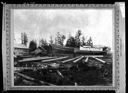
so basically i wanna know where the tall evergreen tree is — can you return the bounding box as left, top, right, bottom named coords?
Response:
left=75, top=29, right=82, bottom=48
left=65, top=36, right=76, bottom=47
left=55, top=32, right=66, bottom=46
left=81, top=36, right=86, bottom=46
left=49, top=36, right=54, bottom=44
left=21, top=32, right=28, bottom=46
left=39, top=38, right=48, bottom=47
left=29, top=40, right=37, bottom=52
left=87, top=37, right=93, bottom=47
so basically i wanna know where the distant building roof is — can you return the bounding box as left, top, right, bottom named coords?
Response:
left=82, top=46, right=91, bottom=48
left=14, top=44, right=28, bottom=49
left=93, top=45, right=106, bottom=48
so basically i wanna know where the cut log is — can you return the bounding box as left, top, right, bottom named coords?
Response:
left=19, top=57, right=55, bottom=63
left=84, top=55, right=103, bottom=57
left=73, top=56, right=84, bottom=63
left=56, top=70, right=64, bottom=78
left=15, top=72, right=56, bottom=86
left=92, top=57, right=106, bottom=63
left=41, top=56, right=69, bottom=63
left=14, top=67, right=42, bottom=71
left=17, top=55, right=33, bottom=58
left=85, top=57, right=89, bottom=62
left=61, top=56, right=80, bottom=63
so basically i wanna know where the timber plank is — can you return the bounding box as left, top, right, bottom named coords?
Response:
left=92, top=57, right=106, bottom=63
left=84, top=55, right=103, bottom=57
left=85, top=57, right=89, bottom=62
left=61, top=56, right=80, bottom=63
left=73, top=56, right=84, bottom=63
left=41, top=56, right=69, bottom=63
left=18, top=57, right=54, bottom=63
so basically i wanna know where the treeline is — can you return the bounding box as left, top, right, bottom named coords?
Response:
left=20, top=29, right=93, bottom=53
left=29, top=29, right=93, bottom=51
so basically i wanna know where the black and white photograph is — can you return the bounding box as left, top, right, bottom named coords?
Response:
left=13, top=8, right=113, bottom=86
left=2, top=3, right=125, bottom=92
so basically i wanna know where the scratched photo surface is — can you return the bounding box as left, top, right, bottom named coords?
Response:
left=13, top=9, right=113, bottom=86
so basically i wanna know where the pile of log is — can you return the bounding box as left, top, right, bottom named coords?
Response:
left=14, top=55, right=112, bottom=86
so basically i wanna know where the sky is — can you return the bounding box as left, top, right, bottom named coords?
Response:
left=13, top=9, right=113, bottom=50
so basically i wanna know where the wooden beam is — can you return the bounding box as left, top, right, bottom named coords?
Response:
left=84, top=55, right=103, bottom=57
left=73, top=56, right=84, bottom=63
left=15, top=72, right=34, bottom=80
left=15, top=72, right=56, bottom=86
left=14, top=67, right=41, bottom=71
left=17, top=55, right=33, bottom=58
left=41, top=56, right=69, bottom=63
left=56, top=70, right=64, bottom=78
left=85, top=57, right=89, bottom=63
left=61, top=56, right=80, bottom=63
left=18, top=57, right=54, bottom=63
left=92, top=57, right=106, bottom=63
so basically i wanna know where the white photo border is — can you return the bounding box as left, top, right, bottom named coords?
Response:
left=2, top=3, right=121, bottom=92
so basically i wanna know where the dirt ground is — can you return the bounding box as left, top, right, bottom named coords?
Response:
left=14, top=55, right=112, bottom=86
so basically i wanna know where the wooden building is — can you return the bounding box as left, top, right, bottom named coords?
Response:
left=14, top=44, right=29, bottom=56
